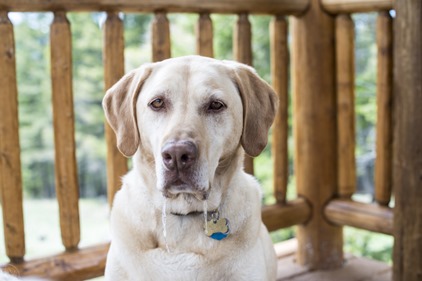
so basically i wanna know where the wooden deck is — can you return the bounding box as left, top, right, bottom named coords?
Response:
left=275, top=240, right=391, bottom=281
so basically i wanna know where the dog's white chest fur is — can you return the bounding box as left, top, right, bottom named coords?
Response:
left=106, top=170, right=275, bottom=281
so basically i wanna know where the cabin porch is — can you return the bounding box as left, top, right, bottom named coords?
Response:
left=0, top=0, right=421, bottom=280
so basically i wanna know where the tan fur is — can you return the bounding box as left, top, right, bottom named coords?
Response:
left=103, top=56, right=278, bottom=281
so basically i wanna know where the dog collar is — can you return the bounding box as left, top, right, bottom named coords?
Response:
left=170, top=210, right=211, bottom=216
left=171, top=209, right=230, bottom=241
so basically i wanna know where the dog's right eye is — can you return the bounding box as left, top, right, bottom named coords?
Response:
left=149, top=98, right=165, bottom=110
left=207, top=100, right=226, bottom=112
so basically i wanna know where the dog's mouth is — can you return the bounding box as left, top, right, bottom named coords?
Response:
left=162, top=178, right=209, bottom=201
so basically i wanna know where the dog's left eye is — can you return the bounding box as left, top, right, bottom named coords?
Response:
left=149, top=98, right=165, bottom=110
left=208, top=101, right=225, bottom=112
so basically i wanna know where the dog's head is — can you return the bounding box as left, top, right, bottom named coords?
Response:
left=103, top=56, right=278, bottom=205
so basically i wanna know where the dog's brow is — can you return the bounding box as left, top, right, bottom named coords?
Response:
left=151, top=89, right=171, bottom=98
left=206, top=90, right=224, bottom=99
left=201, top=92, right=225, bottom=105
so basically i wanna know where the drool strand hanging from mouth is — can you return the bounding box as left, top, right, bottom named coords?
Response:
left=162, top=198, right=170, bottom=253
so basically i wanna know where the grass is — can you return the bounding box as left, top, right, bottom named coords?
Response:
left=0, top=198, right=110, bottom=264
left=344, top=227, right=393, bottom=264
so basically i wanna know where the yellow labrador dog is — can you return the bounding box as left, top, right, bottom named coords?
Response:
left=103, top=56, right=278, bottom=281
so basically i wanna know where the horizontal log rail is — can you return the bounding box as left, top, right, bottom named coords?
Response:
left=322, top=0, right=394, bottom=14
left=262, top=198, right=312, bottom=232
left=0, top=200, right=310, bottom=279
left=1, top=244, right=109, bottom=281
left=0, top=0, right=309, bottom=15
left=325, top=199, right=393, bottom=235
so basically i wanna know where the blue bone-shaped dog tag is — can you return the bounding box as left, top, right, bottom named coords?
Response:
left=205, top=216, right=230, bottom=241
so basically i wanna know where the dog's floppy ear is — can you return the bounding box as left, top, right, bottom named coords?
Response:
left=229, top=63, right=279, bottom=157
left=103, top=64, right=152, bottom=157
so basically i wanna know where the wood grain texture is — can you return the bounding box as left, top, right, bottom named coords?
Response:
left=152, top=12, right=171, bottom=62
left=325, top=199, right=393, bottom=235
left=270, top=16, right=289, bottom=204
left=196, top=13, right=213, bottom=57
left=393, top=0, right=422, bottom=279
left=233, top=13, right=254, bottom=176
left=277, top=249, right=391, bottom=281
left=233, top=14, right=252, bottom=66
left=103, top=12, right=128, bottom=206
left=50, top=12, right=80, bottom=250
left=322, top=0, right=393, bottom=14
left=336, top=14, right=356, bottom=198
left=0, top=0, right=309, bottom=15
left=1, top=243, right=109, bottom=280
left=262, top=199, right=311, bottom=232
left=0, top=11, right=25, bottom=263
left=374, top=11, right=393, bottom=206
left=292, top=0, right=343, bottom=269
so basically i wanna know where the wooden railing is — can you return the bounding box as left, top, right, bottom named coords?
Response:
left=1, top=0, right=420, bottom=280
left=0, top=1, right=310, bottom=278
left=326, top=8, right=394, bottom=236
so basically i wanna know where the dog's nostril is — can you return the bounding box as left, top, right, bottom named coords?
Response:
left=181, top=154, right=189, bottom=163
left=162, top=157, right=175, bottom=171
left=163, top=153, right=172, bottom=161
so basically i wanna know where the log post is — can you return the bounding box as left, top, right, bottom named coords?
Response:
left=50, top=11, right=80, bottom=250
left=152, top=11, right=171, bottom=62
left=270, top=16, right=289, bottom=204
left=336, top=14, right=356, bottom=198
left=292, top=0, right=343, bottom=269
left=374, top=11, right=393, bottom=206
left=233, top=13, right=254, bottom=175
left=393, top=0, right=422, bottom=279
left=103, top=12, right=128, bottom=206
left=0, top=11, right=25, bottom=263
left=196, top=13, right=213, bottom=57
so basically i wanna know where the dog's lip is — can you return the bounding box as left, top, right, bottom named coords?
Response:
left=162, top=181, right=209, bottom=201
left=165, top=175, right=198, bottom=190
left=163, top=189, right=209, bottom=201
left=172, top=179, right=185, bottom=186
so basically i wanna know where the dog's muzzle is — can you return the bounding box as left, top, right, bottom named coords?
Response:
left=160, top=139, right=208, bottom=199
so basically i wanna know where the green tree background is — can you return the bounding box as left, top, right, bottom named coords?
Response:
left=5, top=12, right=391, bottom=262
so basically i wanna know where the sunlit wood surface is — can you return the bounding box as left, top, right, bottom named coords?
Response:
left=275, top=240, right=391, bottom=281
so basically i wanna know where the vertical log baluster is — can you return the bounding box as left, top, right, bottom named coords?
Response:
left=374, top=11, right=393, bottom=206
left=270, top=16, right=289, bottom=204
left=152, top=11, right=171, bottom=62
left=292, top=0, right=343, bottom=269
left=50, top=11, right=80, bottom=251
left=336, top=14, right=356, bottom=198
left=103, top=12, right=128, bottom=206
left=0, top=11, right=25, bottom=263
left=234, top=13, right=254, bottom=175
left=196, top=13, right=213, bottom=57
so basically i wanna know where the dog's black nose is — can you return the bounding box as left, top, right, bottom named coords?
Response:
left=161, top=141, right=197, bottom=171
